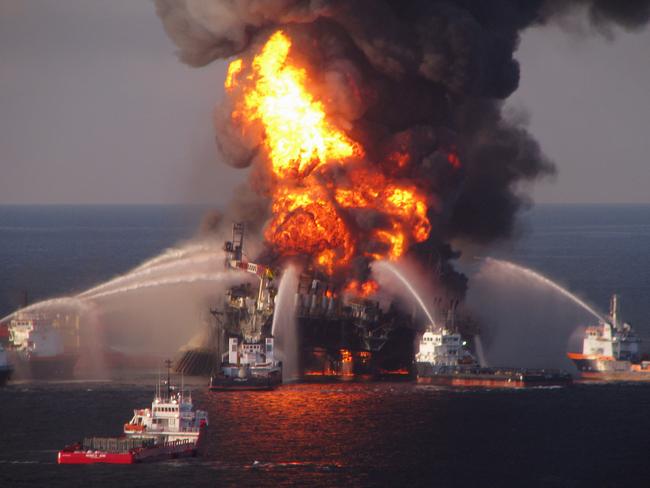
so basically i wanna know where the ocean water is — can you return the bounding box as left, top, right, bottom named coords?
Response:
left=1, top=204, right=648, bottom=324
left=0, top=205, right=205, bottom=317
left=490, top=204, right=650, bottom=334
left=1, top=204, right=649, bottom=487
left=2, top=380, right=650, bottom=488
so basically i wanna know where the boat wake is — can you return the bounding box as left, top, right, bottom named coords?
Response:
left=249, top=460, right=343, bottom=472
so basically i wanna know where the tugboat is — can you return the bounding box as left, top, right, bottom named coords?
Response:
left=208, top=223, right=283, bottom=391
left=210, top=336, right=282, bottom=391
left=0, top=344, right=13, bottom=386
left=58, top=363, right=208, bottom=464
left=567, top=294, right=650, bottom=381
left=416, top=326, right=572, bottom=388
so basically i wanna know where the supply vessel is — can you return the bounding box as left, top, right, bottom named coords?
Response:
left=416, top=326, right=572, bottom=388
left=7, top=312, right=79, bottom=379
left=58, top=363, right=208, bottom=464
left=567, top=294, right=650, bottom=381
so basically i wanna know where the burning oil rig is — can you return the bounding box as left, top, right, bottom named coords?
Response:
left=172, top=27, right=481, bottom=382
left=175, top=223, right=475, bottom=383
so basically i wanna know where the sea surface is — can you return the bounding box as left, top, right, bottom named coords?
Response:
left=0, top=204, right=649, bottom=487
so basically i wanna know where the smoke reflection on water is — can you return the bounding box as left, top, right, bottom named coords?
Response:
left=465, top=258, right=604, bottom=370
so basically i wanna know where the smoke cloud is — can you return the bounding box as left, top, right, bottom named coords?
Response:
left=155, top=0, right=649, bottom=293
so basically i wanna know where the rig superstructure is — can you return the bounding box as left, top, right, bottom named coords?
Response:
left=177, top=223, right=464, bottom=382
left=205, top=222, right=282, bottom=390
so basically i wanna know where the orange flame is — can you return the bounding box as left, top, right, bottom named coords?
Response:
left=224, top=30, right=432, bottom=277
left=225, top=58, right=243, bottom=89
left=447, top=146, right=462, bottom=169
left=345, top=279, right=379, bottom=298
left=263, top=185, right=354, bottom=274
left=227, top=31, right=361, bottom=178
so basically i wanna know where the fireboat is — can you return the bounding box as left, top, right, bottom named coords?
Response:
left=567, top=294, right=650, bottom=381
left=416, top=326, right=573, bottom=388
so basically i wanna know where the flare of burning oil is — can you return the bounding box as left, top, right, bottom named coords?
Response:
left=225, top=31, right=432, bottom=277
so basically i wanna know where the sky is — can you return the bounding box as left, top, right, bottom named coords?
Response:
left=0, top=0, right=648, bottom=205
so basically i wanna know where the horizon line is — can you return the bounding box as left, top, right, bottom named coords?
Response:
left=0, top=201, right=649, bottom=207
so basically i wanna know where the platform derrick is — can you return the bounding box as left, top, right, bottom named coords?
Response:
left=207, top=223, right=283, bottom=390
left=223, top=222, right=276, bottom=343
left=174, top=223, right=278, bottom=378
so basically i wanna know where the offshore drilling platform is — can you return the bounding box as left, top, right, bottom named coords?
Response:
left=172, top=28, right=485, bottom=383
left=175, top=223, right=474, bottom=384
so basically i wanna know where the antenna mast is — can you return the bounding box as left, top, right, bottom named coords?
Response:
left=164, top=359, right=172, bottom=398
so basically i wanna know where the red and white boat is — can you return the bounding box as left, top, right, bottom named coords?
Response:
left=58, top=373, right=208, bottom=464
left=567, top=294, right=650, bottom=381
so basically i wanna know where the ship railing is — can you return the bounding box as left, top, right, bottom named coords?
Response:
left=83, top=437, right=155, bottom=453
left=159, top=438, right=195, bottom=449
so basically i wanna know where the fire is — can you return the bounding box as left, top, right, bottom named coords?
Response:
left=340, top=349, right=353, bottom=363
left=264, top=185, right=354, bottom=274
left=387, top=151, right=410, bottom=169
left=345, top=280, right=379, bottom=298
left=334, top=170, right=431, bottom=258
left=379, top=369, right=410, bottom=376
left=224, top=58, right=242, bottom=89
left=227, top=31, right=361, bottom=178
left=224, top=30, right=432, bottom=278
left=374, top=225, right=405, bottom=261
left=447, top=146, right=462, bottom=169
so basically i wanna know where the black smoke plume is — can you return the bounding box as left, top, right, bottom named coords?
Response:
left=155, top=0, right=649, bottom=295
